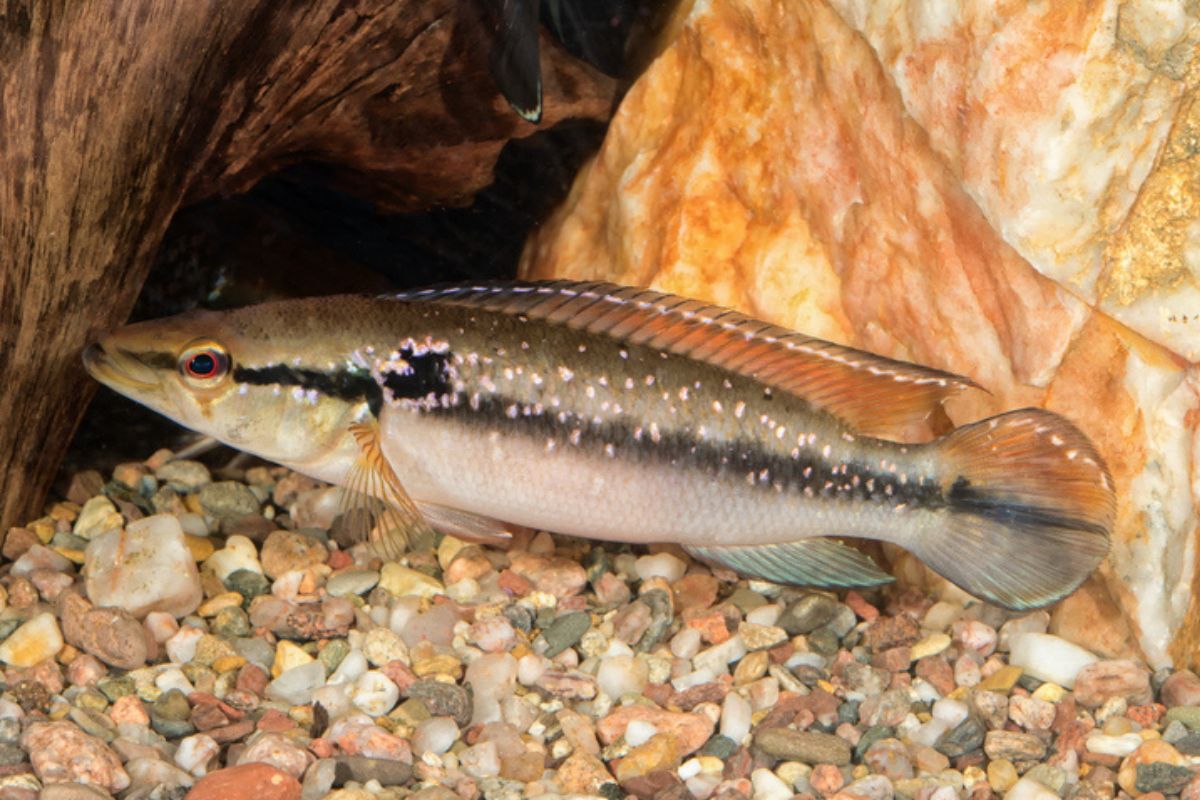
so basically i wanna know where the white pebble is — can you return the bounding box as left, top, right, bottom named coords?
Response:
left=1008, top=633, right=1097, bottom=688
left=266, top=660, right=325, bottom=705
left=603, top=639, right=634, bottom=658
left=155, top=667, right=195, bottom=696
left=634, top=553, right=687, bottom=582
left=349, top=671, right=400, bottom=717
left=908, top=718, right=948, bottom=747
left=672, top=666, right=718, bottom=691
left=670, top=628, right=702, bottom=659
left=625, top=720, right=658, bottom=747
left=174, top=734, right=219, bottom=776
left=679, top=758, right=703, bottom=780
left=752, top=768, right=795, bottom=800
left=693, top=635, right=746, bottom=675
left=143, top=612, right=179, bottom=644
left=720, top=691, right=752, bottom=743
left=86, top=514, right=203, bottom=618
left=460, top=740, right=500, bottom=779
left=597, top=655, right=648, bottom=699
left=204, top=535, right=263, bottom=581
left=1005, top=777, right=1061, bottom=800
left=932, top=697, right=969, bottom=727
left=165, top=626, right=205, bottom=664
left=517, top=654, right=548, bottom=686
left=413, top=717, right=459, bottom=754
left=311, top=684, right=352, bottom=721
left=1085, top=731, right=1143, bottom=757
left=746, top=604, right=782, bottom=626
left=328, top=650, right=368, bottom=686
left=387, top=596, right=422, bottom=635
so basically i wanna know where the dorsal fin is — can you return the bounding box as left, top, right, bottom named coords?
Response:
left=394, top=280, right=981, bottom=438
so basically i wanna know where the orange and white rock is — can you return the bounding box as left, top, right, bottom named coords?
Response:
left=522, top=0, right=1200, bottom=666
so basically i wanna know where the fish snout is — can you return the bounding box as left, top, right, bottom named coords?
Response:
left=82, top=339, right=162, bottom=391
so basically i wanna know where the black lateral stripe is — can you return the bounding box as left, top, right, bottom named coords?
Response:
left=948, top=478, right=1108, bottom=536
left=233, top=364, right=382, bottom=416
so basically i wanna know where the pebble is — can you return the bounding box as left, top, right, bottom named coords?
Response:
left=348, top=670, right=400, bottom=716
left=325, top=569, right=379, bottom=597
left=542, top=611, right=591, bottom=657
left=1008, top=633, right=1097, bottom=688
left=597, top=654, right=649, bottom=699
left=413, top=717, right=459, bottom=754
left=634, top=552, right=688, bottom=582
left=260, top=530, right=328, bottom=579
left=378, top=563, right=444, bottom=598
left=754, top=728, right=851, bottom=765
left=183, top=762, right=301, bottom=800
left=1005, top=776, right=1059, bottom=800
left=206, top=535, right=264, bottom=581
left=266, top=661, right=326, bottom=706
left=752, top=767, right=796, bottom=800
left=84, top=513, right=204, bottom=618
left=1162, top=670, right=1200, bottom=708
left=22, top=721, right=129, bottom=793
left=1073, top=659, right=1153, bottom=708
left=720, top=691, right=752, bottom=744
left=0, top=611, right=63, bottom=666
left=198, top=481, right=261, bottom=521
left=155, top=460, right=212, bottom=492
left=984, top=731, right=1047, bottom=761
left=73, top=496, right=123, bottom=541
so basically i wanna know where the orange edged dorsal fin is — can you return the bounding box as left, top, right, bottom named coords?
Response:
left=396, top=280, right=982, bottom=438
left=340, top=421, right=436, bottom=561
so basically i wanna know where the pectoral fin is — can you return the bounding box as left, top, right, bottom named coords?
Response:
left=415, top=502, right=515, bottom=545
left=341, top=422, right=436, bottom=561
left=685, top=539, right=894, bottom=588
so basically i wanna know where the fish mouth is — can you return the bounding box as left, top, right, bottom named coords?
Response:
left=82, top=341, right=162, bottom=392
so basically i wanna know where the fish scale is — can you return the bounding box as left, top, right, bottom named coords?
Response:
left=83, top=279, right=1115, bottom=610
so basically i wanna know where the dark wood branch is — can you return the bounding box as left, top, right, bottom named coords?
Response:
left=0, top=0, right=615, bottom=531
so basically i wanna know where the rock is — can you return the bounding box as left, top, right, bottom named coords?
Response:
left=508, top=552, right=587, bottom=596
left=260, top=530, right=328, bottom=579
left=408, top=681, right=471, bottom=727
left=753, top=728, right=851, bottom=765
left=378, top=563, right=443, bottom=598
left=1008, top=634, right=1097, bottom=688
left=936, top=715, right=986, bottom=758
left=325, top=569, right=379, bottom=598
left=752, top=768, right=796, bottom=800
left=266, top=661, right=326, bottom=706
left=634, top=553, right=688, bottom=583
left=1118, top=740, right=1187, bottom=796
left=596, top=654, right=649, bottom=700
left=348, top=671, right=400, bottom=717
left=198, top=481, right=260, bottom=521
left=183, top=762, right=301, bottom=800
left=331, top=756, right=412, bottom=786
left=237, top=732, right=313, bottom=780
left=984, top=731, right=1047, bottom=762
left=468, top=616, right=517, bottom=653
left=39, top=785, right=119, bottom=800
left=72, top=496, right=123, bottom=541
left=57, top=593, right=148, bottom=670
left=175, top=734, right=220, bottom=777
left=1163, top=671, right=1200, bottom=708
left=598, top=706, right=714, bottom=756
left=557, top=751, right=613, bottom=795
left=672, top=575, right=719, bottom=610
left=84, top=514, right=203, bottom=618
left=1136, top=763, right=1195, bottom=795
left=206, top=536, right=264, bottom=582
left=155, top=460, right=212, bottom=492
left=1005, top=777, right=1059, bottom=800
left=615, top=734, right=680, bottom=784
left=1073, top=660, right=1152, bottom=708
left=863, top=616, right=920, bottom=651
left=779, top=595, right=839, bottom=635
left=0, top=612, right=62, bottom=667
left=542, top=611, right=591, bottom=657
left=21, top=721, right=129, bottom=793
left=738, top=622, right=788, bottom=651
left=412, top=717, right=459, bottom=755
left=11, top=544, right=72, bottom=577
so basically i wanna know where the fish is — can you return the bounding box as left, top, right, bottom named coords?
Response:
left=82, top=279, right=1115, bottom=610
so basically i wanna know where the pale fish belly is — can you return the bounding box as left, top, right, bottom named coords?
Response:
left=377, top=408, right=933, bottom=548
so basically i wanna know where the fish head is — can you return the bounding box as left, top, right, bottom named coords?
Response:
left=83, top=301, right=377, bottom=469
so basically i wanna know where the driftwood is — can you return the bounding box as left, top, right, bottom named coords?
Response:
left=0, top=1, right=614, bottom=531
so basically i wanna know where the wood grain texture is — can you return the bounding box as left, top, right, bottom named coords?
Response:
left=0, top=0, right=614, bottom=531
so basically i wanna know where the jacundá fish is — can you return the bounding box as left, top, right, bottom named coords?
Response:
left=83, top=280, right=1115, bottom=610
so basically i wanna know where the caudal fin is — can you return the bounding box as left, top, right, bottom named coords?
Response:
left=913, top=408, right=1114, bottom=610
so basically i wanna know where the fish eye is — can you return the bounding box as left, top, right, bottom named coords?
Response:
left=179, top=342, right=230, bottom=383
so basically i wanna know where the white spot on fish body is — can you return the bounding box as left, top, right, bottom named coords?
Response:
left=679, top=387, right=689, bottom=401
left=650, top=423, right=661, bottom=443
left=578, top=344, right=587, bottom=353
left=625, top=378, right=634, bottom=390
left=586, top=386, right=596, bottom=398
left=619, top=348, right=628, bottom=359
left=505, top=404, right=519, bottom=419
left=545, top=438, right=556, bottom=452
left=569, top=429, right=582, bottom=446
left=559, top=366, right=574, bottom=382
left=734, top=401, right=745, bottom=418
left=645, top=375, right=656, bottom=387
left=605, top=443, right=616, bottom=458
left=822, top=444, right=832, bottom=458
left=712, top=400, right=723, bottom=413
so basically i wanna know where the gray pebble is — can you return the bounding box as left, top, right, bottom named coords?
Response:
left=778, top=594, right=839, bottom=635
left=409, top=680, right=472, bottom=727
left=198, top=480, right=260, bottom=519
left=1135, top=763, right=1195, bottom=794
left=155, top=460, right=212, bottom=492
left=326, top=569, right=380, bottom=598
left=334, top=755, right=413, bottom=786
left=936, top=714, right=986, bottom=757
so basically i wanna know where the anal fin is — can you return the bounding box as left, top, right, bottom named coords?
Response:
left=341, top=422, right=436, bottom=561
left=415, top=502, right=515, bottom=546
left=685, top=539, right=894, bottom=589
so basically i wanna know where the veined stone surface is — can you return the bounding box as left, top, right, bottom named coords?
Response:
left=521, top=0, right=1200, bottom=666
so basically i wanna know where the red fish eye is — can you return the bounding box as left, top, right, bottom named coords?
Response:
left=183, top=349, right=226, bottom=379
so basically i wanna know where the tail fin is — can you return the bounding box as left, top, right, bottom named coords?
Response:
left=913, top=408, right=1114, bottom=610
